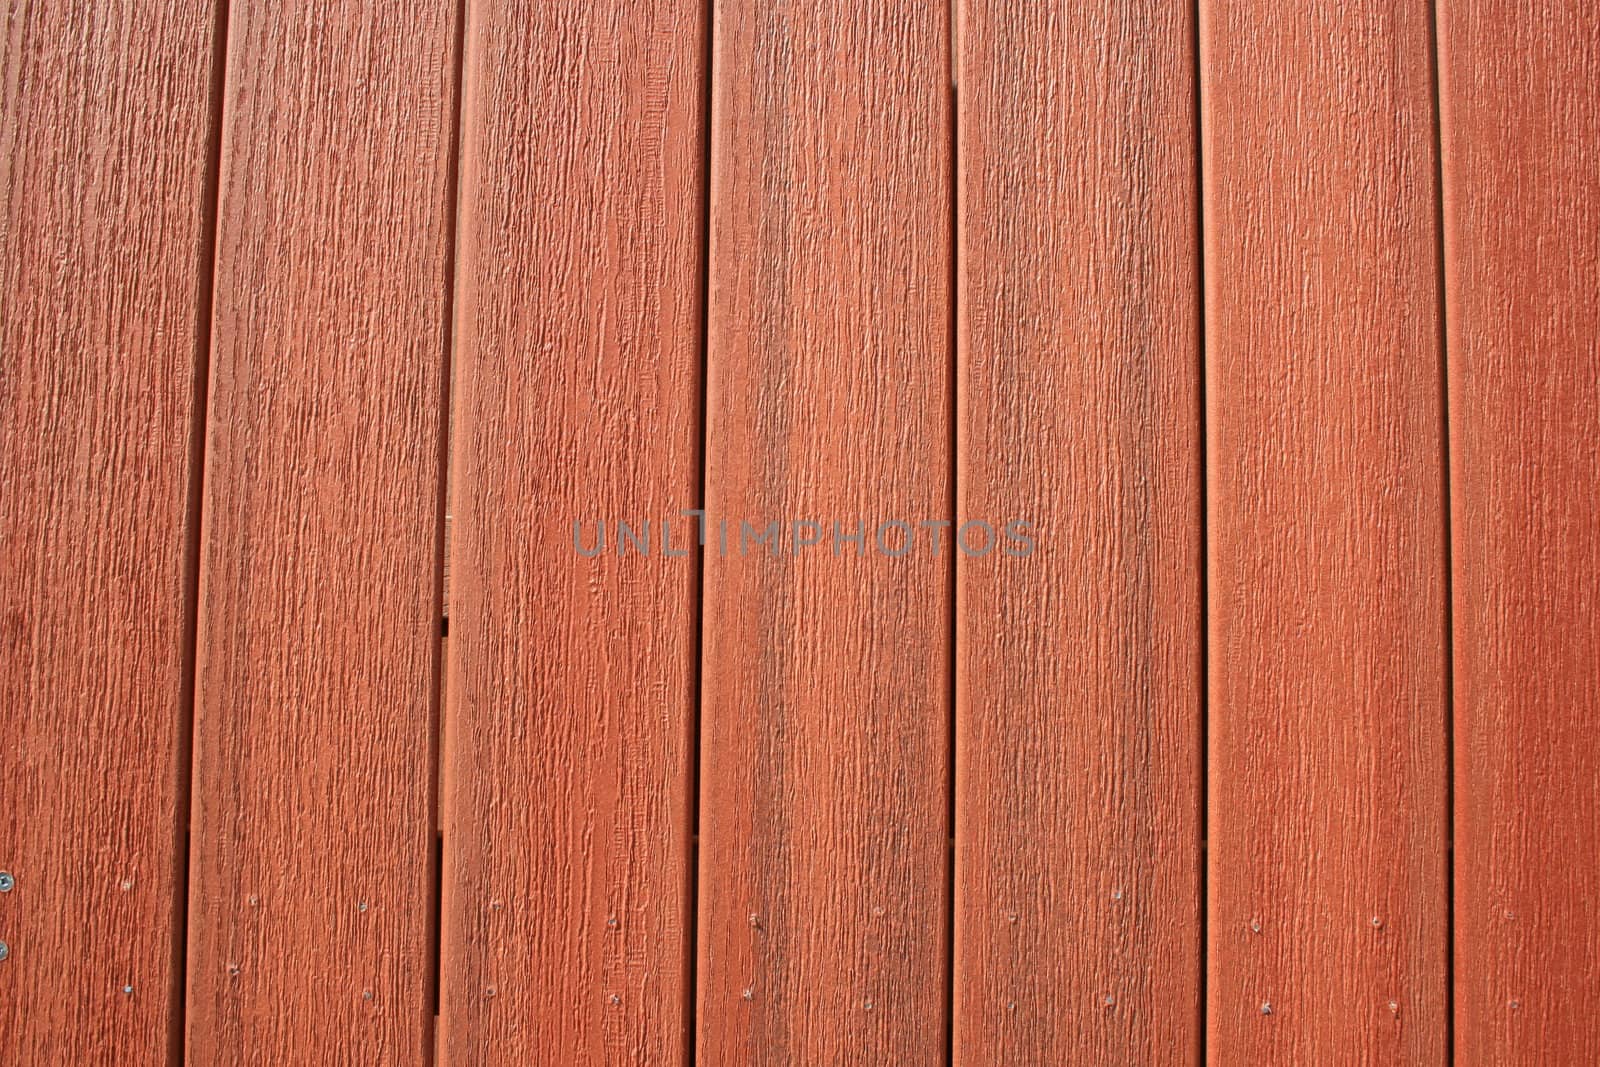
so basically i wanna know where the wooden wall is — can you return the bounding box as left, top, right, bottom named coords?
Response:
left=1, top=0, right=1595, bottom=1062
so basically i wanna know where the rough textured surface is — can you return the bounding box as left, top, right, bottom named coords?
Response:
left=0, top=1, right=215, bottom=1061
left=1202, top=1, right=1450, bottom=1060
left=697, top=2, right=952, bottom=1062
left=1440, top=2, right=1600, bottom=1060
left=955, top=3, right=1203, bottom=1063
left=186, top=0, right=455, bottom=1061
left=441, top=1, right=704, bottom=1062
left=12, top=4, right=1600, bottom=1060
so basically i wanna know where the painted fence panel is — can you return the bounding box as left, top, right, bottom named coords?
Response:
left=699, top=1, right=953, bottom=1061
left=442, top=0, right=706, bottom=1062
left=1440, top=1, right=1600, bottom=1060
left=186, top=1, right=456, bottom=1061
left=956, top=1, right=1204, bottom=1063
left=1203, top=1, right=1451, bottom=1060
left=0, top=1, right=218, bottom=1061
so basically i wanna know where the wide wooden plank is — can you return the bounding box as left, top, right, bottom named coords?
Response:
left=0, top=2, right=217, bottom=1061
left=441, top=1, right=704, bottom=1062
left=1202, top=1, right=1449, bottom=1059
left=955, top=2, right=1203, bottom=1062
left=697, top=2, right=952, bottom=1062
left=1440, top=2, right=1600, bottom=1059
left=186, top=0, right=456, bottom=1060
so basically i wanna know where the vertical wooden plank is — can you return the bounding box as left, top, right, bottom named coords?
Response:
left=441, top=0, right=703, bottom=1062
left=698, top=2, right=952, bottom=1062
left=186, top=0, right=455, bottom=1060
left=1440, top=3, right=1600, bottom=1060
left=955, top=1, right=1202, bottom=1062
left=0, top=2, right=216, bottom=1061
left=1202, top=1, right=1450, bottom=1059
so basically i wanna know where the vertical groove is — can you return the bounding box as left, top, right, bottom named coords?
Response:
left=1424, top=0, right=1455, bottom=1058
left=428, top=831, right=443, bottom=1021
left=1192, top=0, right=1209, bottom=1062
left=174, top=0, right=232, bottom=1061
left=944, top=0, right=960, bottom=1060
left=689, top=0, right=715, bottom=1061
left=429, top=0, right=471, bottom=1057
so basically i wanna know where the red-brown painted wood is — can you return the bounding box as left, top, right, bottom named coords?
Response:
left=955, top=2, right=1203, bottom=1062
left=186, top=0, right=456, bottom=1060
left=0, top=2, right=217, bottom=1061
left=1203, top=1, right=1450, bottom=1060
left=697, top=3, right=952, bottom=1063
left=441, top=1, right=705, bottom=1062
left=1440, top=2, right=1600, bottom=1060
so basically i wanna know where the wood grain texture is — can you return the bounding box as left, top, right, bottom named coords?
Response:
left=1440, top=3, right=1600, bottom=1060
left=0, top=1, right=216, bottom=1061
left=698, top=2, right=951, bottom=1062
left=1202, top=1, right=1450, bottom=1060
left=441, top=1, right=704, bottom=1063
left=955, top=2, right=1202, bottom=1062
left=186, top=0, right=455, bottom=1060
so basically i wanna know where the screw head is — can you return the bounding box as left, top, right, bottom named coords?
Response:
left=0, top=941, right=8, bottom=962
left=0, top=872, right=13, bottom=892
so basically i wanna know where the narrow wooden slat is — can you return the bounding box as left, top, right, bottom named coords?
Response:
left=1440, top=3, right=1600, bottom=1059
left=441, top=0, right=704, bottom=1062
left=186, top=0, right=456, bottom=1059
left=698, top=3, right=951, bottom=1061
left=0, top=2, right=217, bottom=1060
left=1202, top=1, right=1450, bottom=1059
left=955, top=2, right=1202, bottom=1062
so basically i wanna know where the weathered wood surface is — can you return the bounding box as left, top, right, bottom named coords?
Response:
left=5, top=4, right=1600, bottom=1062
left=1440, top=1, right=1600, bottom=1060
left=0, top=0, right=217, bottom=1062
left=956, top=1, right=1204, bottom=1062
left=441, top=0, right=705, bottom=1062
left=698, top=1, right=953, bottom=1061
left=186, top=0, right=456, bottom=1061
left=1203, top=0, right=1451, bottom=1060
